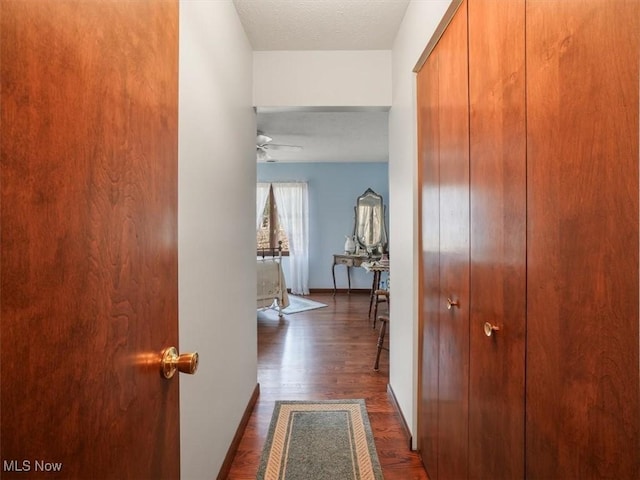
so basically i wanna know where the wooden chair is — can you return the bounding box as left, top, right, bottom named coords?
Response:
left=373, top=314, right=389, bottom=371
left=371, top=289, right=389, bottom=329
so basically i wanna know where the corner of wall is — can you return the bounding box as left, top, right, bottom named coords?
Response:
left=179, top=1, right=257, bottom=477
left=388, top=0, right=454, bottom=452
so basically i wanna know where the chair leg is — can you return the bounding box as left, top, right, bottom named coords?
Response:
left=372, top=297, right=379, bottom=329
left=372, top=292, right=388, bottom=329
left=368, top=271, right=379, bottom=319
left=373, top=317, right=388, bottom=371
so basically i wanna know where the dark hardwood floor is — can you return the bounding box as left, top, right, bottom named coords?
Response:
left=226, top=293, right=429, bottom=479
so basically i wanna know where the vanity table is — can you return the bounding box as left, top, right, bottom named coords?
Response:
left=332, top=188, right=388, bottom=296
left=332, top=253, right=376, bottom=295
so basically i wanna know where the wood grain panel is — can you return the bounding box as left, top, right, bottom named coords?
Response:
left=417, top=51, right=441, bottom=479
left=435, top=2, right=470, bottom=478
left=1, top=1, right=179, bottom=478
left=526, top=1, right=639, bottom=478
left=467, top=1, right=526, bottom=478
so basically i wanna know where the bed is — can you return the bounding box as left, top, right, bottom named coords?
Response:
left=257, top=246, right=289, bottom=317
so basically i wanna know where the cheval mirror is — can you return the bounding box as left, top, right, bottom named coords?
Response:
left=353, top=188, right=388, bottom=255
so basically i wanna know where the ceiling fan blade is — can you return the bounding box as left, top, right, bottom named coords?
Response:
left=256, top=132, right=302, bottom=157
left=256, top=133, right=272, bottom=145
left=264, top=144, right=303, bottom=151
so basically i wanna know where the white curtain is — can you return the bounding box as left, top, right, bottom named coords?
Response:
left=273, top=182, right=309, bottom=295
left=256, top=183, right=270, bottom=231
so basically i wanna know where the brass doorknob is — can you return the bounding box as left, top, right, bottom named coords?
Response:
left=447, top=297, right=459, bottom=310
left=161, top=347, right=199, bottom=379
left=483, top=322, right=500, bottom=337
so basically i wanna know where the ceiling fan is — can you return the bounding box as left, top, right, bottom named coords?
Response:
left=256, top=131, right=303, bottom=162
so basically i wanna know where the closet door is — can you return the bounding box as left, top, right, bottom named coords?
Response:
left=417, top=51, right=440, bottom=479
left=467, top=1, right=526, bottom=479
left=417, top=3, right=469, bottom=478
left=435, top=2, right=470, bottom=478
left=526, top=1, right=639, bottom=478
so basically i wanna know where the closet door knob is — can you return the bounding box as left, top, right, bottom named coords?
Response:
left=447, top=297, right=459, bottom=310
left=483, top=322, right=500, bottom=337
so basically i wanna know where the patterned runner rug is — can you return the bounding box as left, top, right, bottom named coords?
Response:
left=257, top=400, right=384, bottom=480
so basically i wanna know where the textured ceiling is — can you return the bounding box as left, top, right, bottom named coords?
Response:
left=257, top=108, right=389, bottom=163
left=234, top=1, right=409, bottom=163
left=233, top=0, right=410, bottom=51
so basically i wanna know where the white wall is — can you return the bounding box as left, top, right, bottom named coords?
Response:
left=254, top=50, right=392, bottom=106
left=178, top=1, right=256, bottom=478
left=389, top=0, right=452, bottom=449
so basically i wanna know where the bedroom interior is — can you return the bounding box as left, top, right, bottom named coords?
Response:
left=256, top=108, right=390, bottom=294
left=256, top=171, right=390, bottom=314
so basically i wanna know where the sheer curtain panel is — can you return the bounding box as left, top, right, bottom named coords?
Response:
left=272, top=182, right=309, bottom=295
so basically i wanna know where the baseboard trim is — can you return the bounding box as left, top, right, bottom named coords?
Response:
left=216, top=383, right=260, bottom=480
left=308, top=288, right=370, bottom=295
left=387, top=383, right=413, bottom=450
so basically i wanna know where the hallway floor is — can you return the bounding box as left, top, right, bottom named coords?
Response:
left=226, top=293, right=429, bottom=479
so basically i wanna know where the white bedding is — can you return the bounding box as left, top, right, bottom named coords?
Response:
left=257, top=259, right=289, bottom=310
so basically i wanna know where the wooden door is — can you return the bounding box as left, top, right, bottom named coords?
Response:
left=417, top=50, right=441, bottom=480
left=435, top=3, right=470, bottom=478
left=526, top=1, right=639, bottom=478
left=417, top=3, right=469, bottom=479
left=467, top=1, right=526, bottom=478
left=0, top=1, right=180, bottom=478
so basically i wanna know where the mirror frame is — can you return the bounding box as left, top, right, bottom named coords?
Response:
left=353, top=188, right=388, bottom=254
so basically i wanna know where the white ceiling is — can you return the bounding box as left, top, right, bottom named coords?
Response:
left=233, top=0, right=410, bottom=51
left=233, top=0, right=410, bottom=163
left=257, top=107, right=389, bottom=163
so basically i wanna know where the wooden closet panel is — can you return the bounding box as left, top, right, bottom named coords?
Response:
left=467, top=0, right=526, bottom=478
left=417, top=52, right=441, bottom=479
left=435, top=2, right=470, bottom=478
left=526, top=1, right=639, bottom=478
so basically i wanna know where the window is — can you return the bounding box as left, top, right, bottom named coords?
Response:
left=257, top=181, right=309, bottom=294
left=257, top=185, right=289, bottom=255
